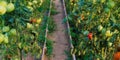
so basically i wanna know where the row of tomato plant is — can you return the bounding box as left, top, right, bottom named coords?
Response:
left=0, top=0, right=51, bottom=60
left=65, top=0, right=120, bottom=60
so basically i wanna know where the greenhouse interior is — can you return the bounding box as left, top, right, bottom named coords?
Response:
left=0, top=0, right=120, bottom=60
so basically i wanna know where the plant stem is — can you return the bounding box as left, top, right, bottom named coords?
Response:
left=20, top=49, right=22, bottom=60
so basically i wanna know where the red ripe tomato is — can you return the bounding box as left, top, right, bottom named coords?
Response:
left=88, top=33, right=93, bottom=40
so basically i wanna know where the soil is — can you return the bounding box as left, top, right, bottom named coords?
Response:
left=44, top=0, right=70, bottom=60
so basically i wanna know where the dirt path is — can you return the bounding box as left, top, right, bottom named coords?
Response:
left=45, top=0, right=69, bottom=60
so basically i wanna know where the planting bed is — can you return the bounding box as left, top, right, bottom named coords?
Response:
left=65, top=0, right=120, bottom=60
left=0, top=0, right=51, bottom=60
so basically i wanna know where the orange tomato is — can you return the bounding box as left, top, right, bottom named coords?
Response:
left=114, top=52, right=120, bottom=60
left=81, top=14, right=85, bottom=20
left=30, top=19, right=37, bottom=23
left=7, top=54, right=11, bottom=59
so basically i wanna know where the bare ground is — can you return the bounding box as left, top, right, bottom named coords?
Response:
left=44, top=0, right=70, bottom=60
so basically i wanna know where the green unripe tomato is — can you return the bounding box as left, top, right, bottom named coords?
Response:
left=105, top=30, right=112, bottom=37
left=9, top=29, right=17, bottom=36
left=4, top=35, right=8, bottom=44
left=27, top=23, right=33, bottom=29
left=0, top=1, right=7, bottom=7
left=0, top=34, right=4, bottom=44
left=27, top=6, right=34, bottom=11
left=101, top=28, right=106, bottom=35
left=98, top=25, right=103, bottom=31
left=83, top=30, right=89, bottom=35
left=0, top=5, right=6, bottom=15
left=104, top=8, right=110, bottom=13
left=107, top=1, right=115, bottom=8
left=101, top=0, right=105, bottom=3
left=6, top=3, right=15, bottom=12
left=108, top=42, right=112, bottom=47
left=2, top=26, right=10, bottom=32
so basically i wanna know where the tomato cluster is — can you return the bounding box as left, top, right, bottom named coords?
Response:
left=0, top=1, right=15, bottom=15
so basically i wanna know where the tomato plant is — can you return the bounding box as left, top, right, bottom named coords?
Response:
left=0, top=0, right=50, bottom=60
left=66, top=0, right=120, bottom=59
